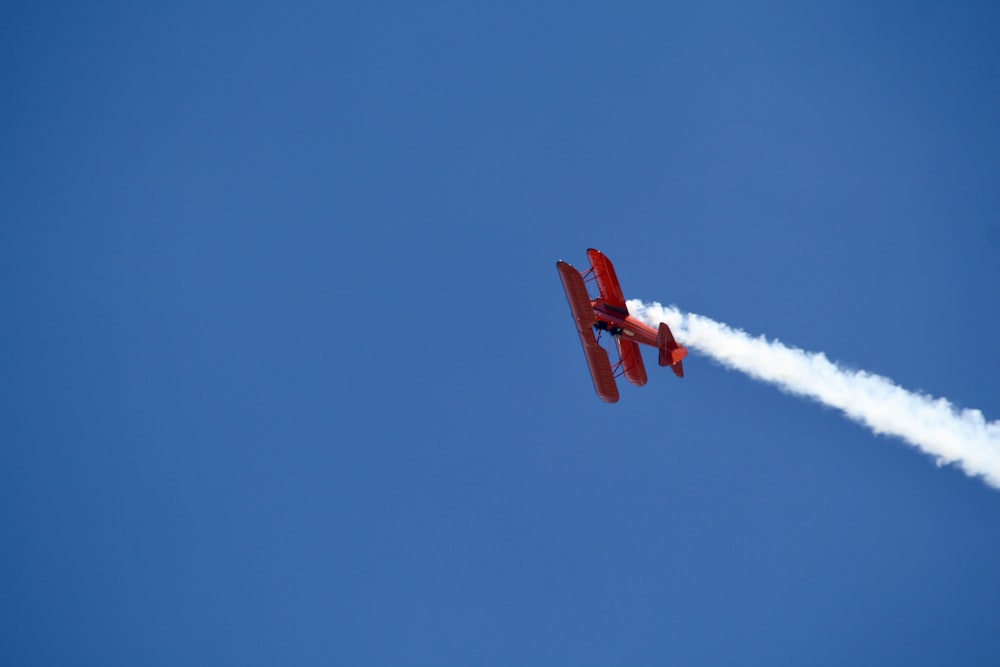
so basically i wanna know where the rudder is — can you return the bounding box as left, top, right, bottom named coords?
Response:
left=657, top=322, right=689, bottom=371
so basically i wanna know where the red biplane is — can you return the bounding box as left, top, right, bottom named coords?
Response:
left=556, top=249, right=688, bottom=403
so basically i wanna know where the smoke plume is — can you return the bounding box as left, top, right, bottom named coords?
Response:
left=628, top=300, right=1000, bottom=489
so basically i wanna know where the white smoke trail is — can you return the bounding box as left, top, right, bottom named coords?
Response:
left=628, top=299, right=1000, bottom=489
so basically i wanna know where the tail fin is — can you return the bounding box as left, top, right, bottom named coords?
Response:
left=657, top=322, right=688, bottom=377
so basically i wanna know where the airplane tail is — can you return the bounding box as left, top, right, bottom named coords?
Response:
left=657, top=322, right=688, bottom=378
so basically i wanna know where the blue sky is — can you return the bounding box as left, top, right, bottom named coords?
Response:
left=3, top=2, right=1000, bottom=665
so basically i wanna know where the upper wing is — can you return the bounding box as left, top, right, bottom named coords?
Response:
left=616, top=337, right=648, bottom=387
left=586, top=248, right=628, bottom=315
left=557, top=260, right=620, bottom=403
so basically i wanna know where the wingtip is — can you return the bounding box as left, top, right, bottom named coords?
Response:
left=598, top=390, right=620, bottom=403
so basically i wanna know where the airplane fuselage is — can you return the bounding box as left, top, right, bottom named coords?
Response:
left=591, top=299, right=659, bottom=347
left=557, top=249, right=687, bottom=402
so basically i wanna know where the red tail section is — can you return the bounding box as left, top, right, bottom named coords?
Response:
left=657, top=322, right=688, bottom=377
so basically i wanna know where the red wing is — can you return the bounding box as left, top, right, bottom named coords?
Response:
left=557, top=261, right=620, bottom=403
left=586, top=248, right=628, bottom=315
left=581, top=336, right=619, bottom=403
left=616, top=337, right=648, bottom=387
